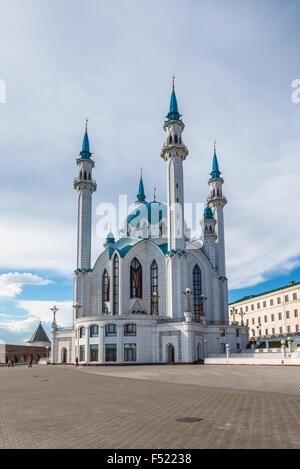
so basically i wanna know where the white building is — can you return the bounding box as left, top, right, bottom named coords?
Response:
left=229, top=281, right=300, bottom=342
left=51, top=82, right=248, bottom=365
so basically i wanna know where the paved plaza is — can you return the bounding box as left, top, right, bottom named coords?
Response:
left=0, top=364, right=300, bottom=449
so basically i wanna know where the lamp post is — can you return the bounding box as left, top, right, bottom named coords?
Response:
left=239, top=311, right=247, bottom=326
left=50, top=305, right=59, bottom=326
left=72, top=304, right=81, bottom=320
left=197, top=295, right=207, bottom=323
left=230, top=307, right=238, bottom=325
left=183, top=288, right=193, bottom=313
left=151, top=291, right=160, bottom=316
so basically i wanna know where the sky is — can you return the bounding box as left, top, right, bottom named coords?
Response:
left=0, top=0, right=300, bottom=344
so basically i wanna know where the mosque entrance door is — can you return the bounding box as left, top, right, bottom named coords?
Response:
left=197, top=343, right=201, bottom=361
left=62, top=348, right=67, bottom=364
left=167, top=344, right=175, bottom=363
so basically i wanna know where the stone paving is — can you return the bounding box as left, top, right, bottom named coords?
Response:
left=79, top=364, right=300, bottom=396
left=0, top=365, right=300, bottom=449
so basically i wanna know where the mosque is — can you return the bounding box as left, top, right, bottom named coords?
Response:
left=51, top=82, right=248, bottom=365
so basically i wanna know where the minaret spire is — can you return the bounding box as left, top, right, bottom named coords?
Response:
left=135, top=168, right=147, bottom=205
left=74, top=122, right=97, bottom=272
left=161, top=81, right=188, bottom=252
left=207, top=143, right=228, bottom=321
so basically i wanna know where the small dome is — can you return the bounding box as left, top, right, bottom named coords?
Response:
left=204, top=206, right=214, bottom=220
left=106, top=232, right=115, bottom=244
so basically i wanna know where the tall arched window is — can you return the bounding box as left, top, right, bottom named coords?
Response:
left=113, top=255, right=119, bottom=315
left=102, top=269, right=110, bottom=315
left=193, top=265, right=202, bottom=313
left=130, top=258, right=142, bottom=298
left=150, top=260, right=158, bottom=314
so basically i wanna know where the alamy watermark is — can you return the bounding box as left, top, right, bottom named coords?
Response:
left=291, top=79, right=300, bottom=104
left=0, top=79, right=6, bottom=103
left=94, top=195, right=205, bottom=243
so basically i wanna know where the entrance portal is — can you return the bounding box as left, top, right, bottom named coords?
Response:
left=167, top=344, right=175, bottom=363
left=62, top=348, right=67, bottom=364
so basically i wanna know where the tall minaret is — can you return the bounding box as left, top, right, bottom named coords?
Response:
left=201, top=206, right=217, bottom=268
left=207, top=143, right=227, bottom=277
left=160, top=78, right=188, bottom=252
left=74, top=121, right=97, bottom=270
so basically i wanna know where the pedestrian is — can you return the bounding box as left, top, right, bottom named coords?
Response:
left=28, top=358, right=33, bottom=368
left=11, top=359, right=14, bottom=367
left=75, top=357, right=79, bottom=367
left=8, top=359, right=11, bottom=367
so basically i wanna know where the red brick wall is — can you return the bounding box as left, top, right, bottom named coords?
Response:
left=6, top=345, right=50, bottom=363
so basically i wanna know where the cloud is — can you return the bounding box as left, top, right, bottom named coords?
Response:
left=0, top=0, right=300, bottom=294
left=0, top=272, right=52, bottom=298
left=17, top=300, right=73, bottom=328
left=0, top=316, right=37, bottom=333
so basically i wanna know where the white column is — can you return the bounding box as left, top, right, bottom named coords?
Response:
left=86, top=326, right=90, bottom=363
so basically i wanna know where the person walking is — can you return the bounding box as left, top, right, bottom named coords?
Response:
left=75, top=357, right=79, bottom=367
left=28, top=358, right=33, bottom=368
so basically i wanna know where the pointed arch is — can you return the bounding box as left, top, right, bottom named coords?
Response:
left=102, top=269, right=110, bottom=314
left=113, top=255, right=119, bottom=315
left=193, top=264, right=202, bottom=313
left=169, top=135, right=173, bottom=144
left=150, top=260, right=158, bottom=315
left=174, top=134, right=178, bottom=144
left=130, top=258, right=142, bottom=298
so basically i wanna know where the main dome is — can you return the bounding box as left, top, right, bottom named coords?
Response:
left=120, top=201, right=190, bottom=240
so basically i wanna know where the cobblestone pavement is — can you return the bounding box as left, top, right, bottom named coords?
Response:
left=0, top=365, right=300, bottom=449
left=79, top=364, right=300, bottom=396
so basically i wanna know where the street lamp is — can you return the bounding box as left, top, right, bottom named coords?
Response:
left=239, top=311, right=247, bottom=326
left=183, top=288, right=193, bottom=313
left=151, top=291, right=160, bottom=316
left=230, top=307, right=238, bottom=325
left=50, top=305, right=59, bottom=325
left=72, top=304, right=81, bottom=319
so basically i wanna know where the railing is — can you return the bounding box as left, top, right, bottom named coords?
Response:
left=74, top=177, right=96, bottom=185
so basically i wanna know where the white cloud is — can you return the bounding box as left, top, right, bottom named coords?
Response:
left=0, top=272, right=52, bottom=298
left=0, top=300, right=73, bottom=335
left=17, top=300, right=73, bottom=328
left=0, top=316, right=37, bottom=333
left=0, top=0, right=300, bottom=293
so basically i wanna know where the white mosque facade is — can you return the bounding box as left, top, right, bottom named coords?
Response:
left=51, top=84, right=249, bottom=365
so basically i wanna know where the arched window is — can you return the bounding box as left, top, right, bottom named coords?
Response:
left=79, top=170, right=82, bottom=179
left=169, top=135, right=173, bottom=144
left=79, top=326, right=86, bottom=338
left=105, top=324, right=117, bottom=337
left=130, top=258, right=142, bottom=298
left=84, top=171, right=87, bottom=180
left=102, top=269, right=110, bottom=314
left=90, top=325, right=99, bottom=337
left=113, top=255, right=119, bottom=315
left=174, top=134, right=178, bottom=144
left=193, top=265, right=202, bottom=313
left=150, top=260, right=158, bottom=314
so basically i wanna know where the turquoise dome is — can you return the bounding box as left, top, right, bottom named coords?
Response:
left=121, top=201, right=190, bottom=240
left=204, top=206, right=214, bottom=220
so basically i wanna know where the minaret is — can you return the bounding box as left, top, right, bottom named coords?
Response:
left=135, top=169, right=147, bottom=206
left=74, top=121, right=97, bottom=270
left=160, top=77, right=188, bottom=251
left=207, top=143, right=227, bottom=276
left=201, top=206, right=217, bottom=267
